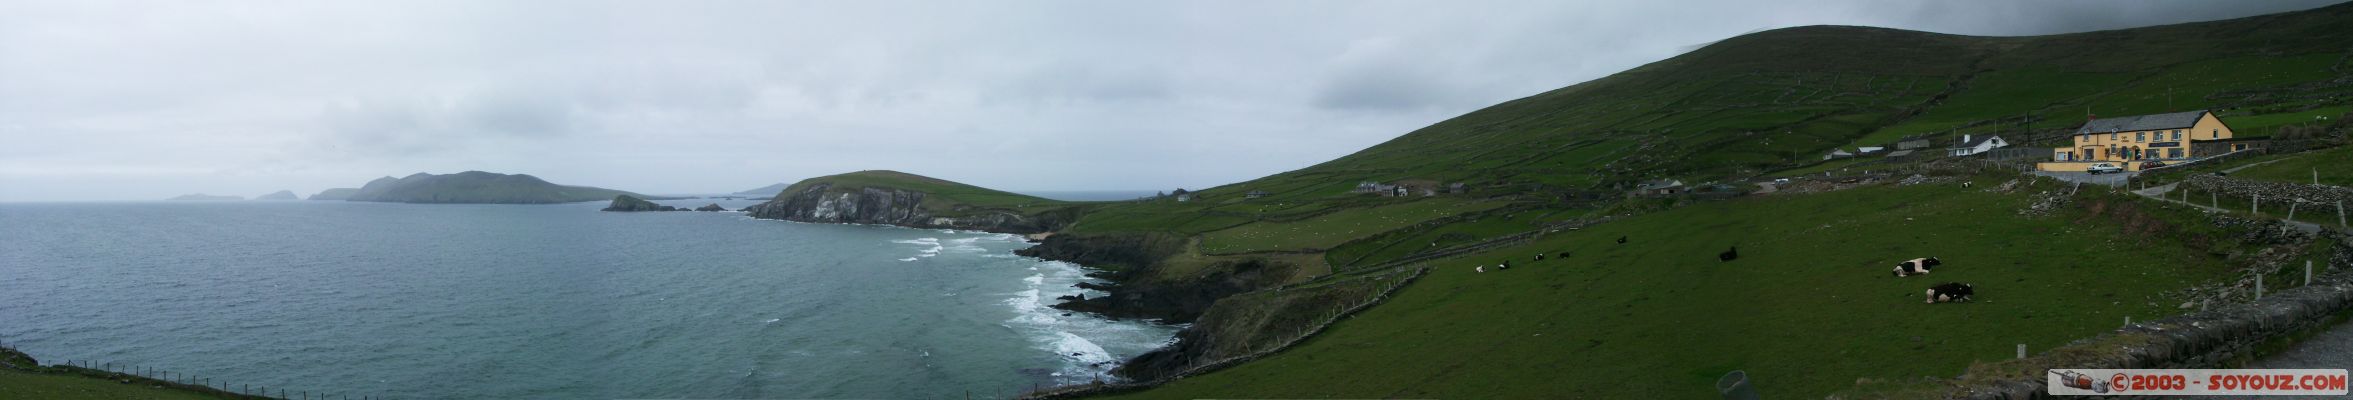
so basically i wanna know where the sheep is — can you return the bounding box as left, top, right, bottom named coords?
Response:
left=1718, top=246, right=1739, bottom=262
left=1892, top=257, right=1942, bottom=277
left=1475, top=265, right=1485, bottom=273
left=1926, top=282, right=1975, bottom=303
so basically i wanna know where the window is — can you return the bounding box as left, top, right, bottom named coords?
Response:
left=2211, top=129, right=2218, bottom=139
left=2168, top=148, right=2182, bottom=158
left=2110, top=133, right=2118, bottom=141
left=2137, top=132, right=2146, bottom=142
left=2172, top=131, right=2181, bottom=141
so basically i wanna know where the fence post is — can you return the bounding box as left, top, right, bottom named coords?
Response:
left=2213, top=192, right=2219, bottom=209
left=2338, top=201, right=2346, bottom=228
left=2308, top=261, right=2314, bottom=286
left=2289, top=200, right=2299, bottom=222
left=2254, top=194, right=2261, bottom=214
left=2256, top=274, right=2264, bottom=300
left=2016, top=344, right=2027, bottom=359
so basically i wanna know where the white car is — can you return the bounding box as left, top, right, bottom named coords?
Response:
left=2085, top=163, right=2124, bottom=174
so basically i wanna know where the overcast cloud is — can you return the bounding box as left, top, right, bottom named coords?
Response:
left=0, top=0, right=2338, bottom=201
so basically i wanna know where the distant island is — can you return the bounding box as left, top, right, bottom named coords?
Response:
left=336, top=171, right=665, bottom=204
left=740, top=170, right=1075, bottom=233
left=733, top=182, right=790, bottom=196
left=307, top=188, right=359, bottom=200
left=166, top=193, right=243, bottom=201
left=254, top=190, right=299, bottom=200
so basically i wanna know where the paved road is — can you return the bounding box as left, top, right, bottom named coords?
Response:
left=2226, top=325, right=2353, bottom=399
left=2032, top=170, right=2136, bottom=187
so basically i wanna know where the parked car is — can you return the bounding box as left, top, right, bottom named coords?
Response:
left=2086, top=163, right=2124, bottom=174
left=2141, top=160, right=2168, bottom=169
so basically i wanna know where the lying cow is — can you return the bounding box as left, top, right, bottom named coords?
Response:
left=1891, top=257, right=1942, bottom=277
left=1926, top=282, right=1975, bottom=304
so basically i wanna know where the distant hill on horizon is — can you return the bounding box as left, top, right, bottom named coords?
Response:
left=339, top=171, right=650, bottom=204
left=733, top=182, right=790, bottom=196
left=165, top=193, right=243, bottom=201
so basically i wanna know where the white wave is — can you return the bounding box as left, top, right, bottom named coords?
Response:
left=762, top=318, right=781, bottom=324
left=898, top=257, right=918, bottom=262
left=1053, top=332, right=1115, bottom=365
left=1022, top=274, right=1045, bottom=285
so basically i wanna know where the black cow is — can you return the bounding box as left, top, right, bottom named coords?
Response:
left=1616, top=236, right=1628, bottom=244
left=1556, top=251, right=1572, bottom=258
left=1891, top=257, right=1942, bottom=277
left=1926, top=282, right=1975, bottom=303
left=1718, top=246, right=1738, bottom=262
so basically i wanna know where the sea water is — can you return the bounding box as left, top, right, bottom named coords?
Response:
left=0, top=199, right=1176, bottom=399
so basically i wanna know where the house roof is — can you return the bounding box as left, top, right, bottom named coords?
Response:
left=1896, top=139, right=1932, bottom=149
left=2075, top=110, right=2208, bottom=134
left=1634, top=179, right=1683, bottom=190
left=1885, top=149, right=1917, bottom=157
left=1949, top=135, right=2005, bottom=149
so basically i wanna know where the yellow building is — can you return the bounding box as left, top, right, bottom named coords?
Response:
left=2039, top=110, right=2240, bottom=171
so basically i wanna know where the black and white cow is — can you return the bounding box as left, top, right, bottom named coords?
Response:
left=1926, top=282, right=1975, bottom=303
left=1891, top=257, right=1942, bottom=277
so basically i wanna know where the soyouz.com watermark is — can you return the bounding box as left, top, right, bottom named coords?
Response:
left=2048, top=369, right=2348, bottom=396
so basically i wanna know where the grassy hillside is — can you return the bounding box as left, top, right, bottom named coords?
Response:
left=1053, top=3, right=2353, bottom=399
left=342, top=171, right=647, bottom=204
left=2230, top=140, right=2353, bottom=186
left=1100, top=177, right=2283, bottom=399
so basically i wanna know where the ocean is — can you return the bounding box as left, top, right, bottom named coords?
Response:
left=0, top=199, right=1177, bottom=399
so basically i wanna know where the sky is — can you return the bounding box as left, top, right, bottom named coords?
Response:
left=0, top=0, right=2341, bottom=201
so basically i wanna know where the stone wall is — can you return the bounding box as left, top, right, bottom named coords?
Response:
left=2181, top=174, right=2353, bottom=210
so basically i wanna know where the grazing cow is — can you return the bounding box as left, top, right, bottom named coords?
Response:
left=1534, top=253, right=1545, bottom=261
left=1475, top=265, right=1485, bottom=273
left=1616, top=236, right=1628, bottom=244
left=1718, top=246, right=1739, bottom=262
left=1926, top=282, right=1975, bottom=303
left=1557, top=251, right=1572, bottom=258
left=1891, top=257, right=1942, bottom=277
left=1497, top=261, right=1511, bottom=270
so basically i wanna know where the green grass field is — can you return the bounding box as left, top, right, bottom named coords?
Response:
left=2227, top=145, right=2353, bottom=187
left=0, top=369, right=241, bottom=400
left=1103, top=180, right=2256, bottom=399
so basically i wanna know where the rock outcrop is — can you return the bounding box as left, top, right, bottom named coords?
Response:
left=694, top=203, right=727, bottom=212
left=602, top=195, right=680, bottom=212
left=254, top=190, right=299, bottom=200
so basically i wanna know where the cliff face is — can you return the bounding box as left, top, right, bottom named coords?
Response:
left=741, top=182, right=1073, bottom=233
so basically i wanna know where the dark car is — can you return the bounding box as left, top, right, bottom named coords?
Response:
left=2141, top=160, right=2168, bottom=169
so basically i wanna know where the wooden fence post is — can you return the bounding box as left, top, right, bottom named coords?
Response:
left=2254, top=194, right=2261, bottom=214
left=2256, top=274, right=2264, bottom=300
